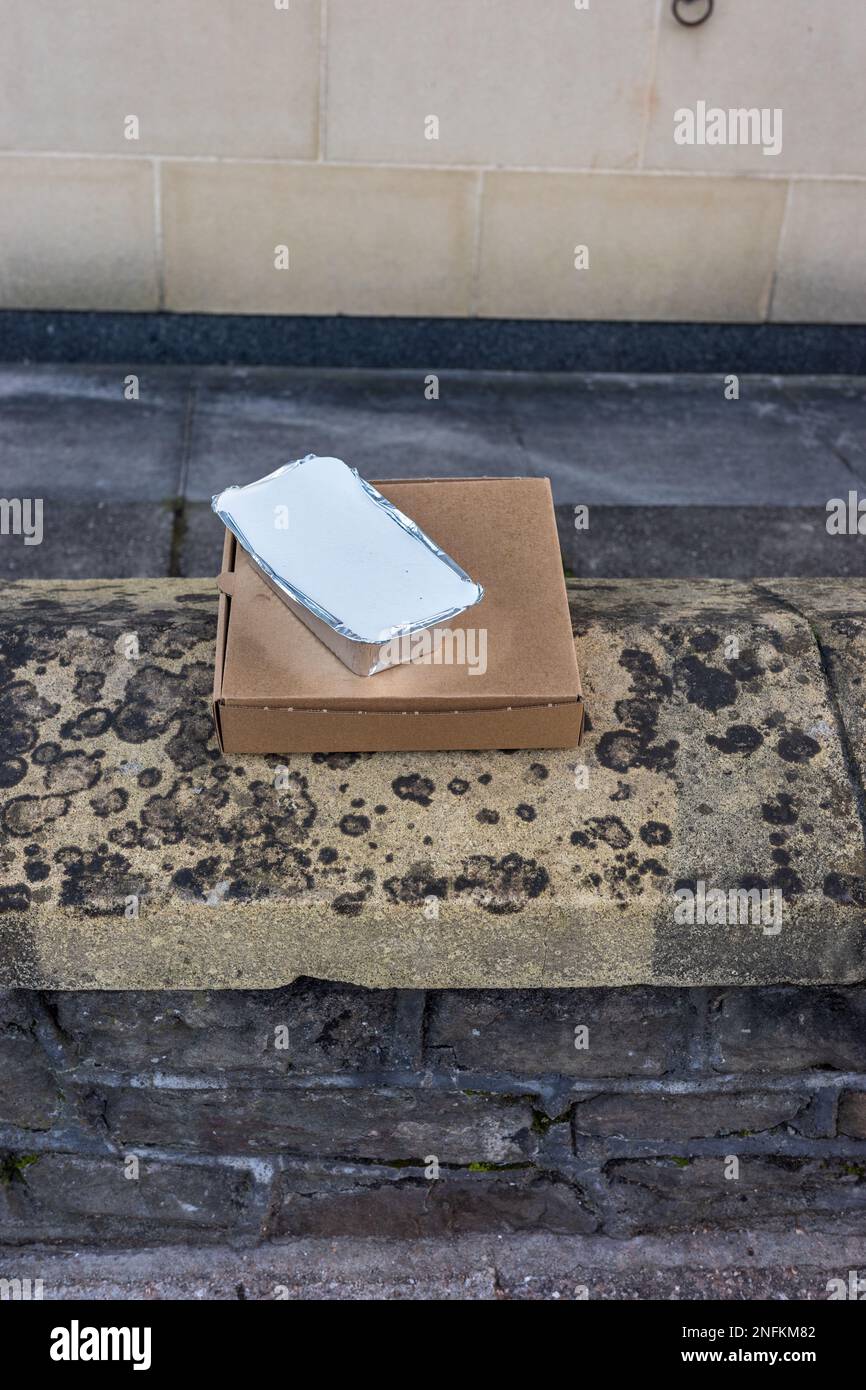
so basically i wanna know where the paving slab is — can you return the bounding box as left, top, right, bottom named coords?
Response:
left=0, top=365, right=191, bottom=500
left=180, top=502, right=866, bottom=582
left=1, top=577, right=864, bottom=991
left=0, top=502, right=175, bottom=581
left=3, top=365, right=865, bottom=581
left=180, top=502, right=229, bottom=579
left=557, top=506, right=866, bottom=579
left=507, top=374, right=866, bottom=506
left=182, top=367, right=525, bottom=499
left=182, top=368, right=866, bottom=507
left=0, top=365, right=191, bottom=578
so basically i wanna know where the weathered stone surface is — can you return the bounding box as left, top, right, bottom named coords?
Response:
left=837, top=1092, right=866, bottom=1139
left=571, top=1091, right=807, bottom=1141
left=710, top=985, right=866, bottom=1073
left=273, top=1159, right=598, bottom=1238
left=0, top=1152, right=263, bottom=1244
left=772, top=580, right=866, bottom=792
left=51, top=980, right=410, bottom=1074
left=606, top=1156, right=866, bottom=1236
left=0, top=1037, right=60, bottom=1132
left=2, top=973, right=865, bottom=1245
left=1, top=578, right=864, bottom=989
left=101, top=1085, right=538, bottom=1164
left=424, top=987, right=692, bottom=1077
left=0, top=994, right=61, bottom=1130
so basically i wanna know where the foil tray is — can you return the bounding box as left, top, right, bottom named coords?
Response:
left=212, top=455, right=484, bottom=676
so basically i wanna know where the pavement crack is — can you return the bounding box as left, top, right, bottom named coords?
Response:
left=168, top=384, right=198, bottom=578
left=778, top=380, right=866, bottom=493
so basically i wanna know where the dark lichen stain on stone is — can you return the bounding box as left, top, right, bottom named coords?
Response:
left=761, top=793, right=798, bottom=825
left=339, top=813, right=370, bottom=838
left=476, top=808, right=500, bottom=825
left=383, top=867, right=448, bottom=905
left=515, top=803, right=536, bottom=822
left=311, top=752, right=366, bottom=770
left=675, top=654, right=737, bottom=714
left=392, top=774, right=435, bottom=806
left=331, top=890, right=368, bottom=917
left=454, top=853, right=549, bottom=914
left=54, top=847, right=136, bottom=916
left=90, top=787, right=129, bottom=817
left=61, top=707, right=113, bottom=740
left=823, top=872, right=866, bottom=908
left=3, top=793, right=71, bottom=838
left=777, top=730, right=821, bottom=763
left=640, top=858, right=668, bottom=877
left=639, top=820, right=672, bottom=847
left=690, top=629, right=721, bottom=654
left=597, top=648, right=679, bottom=778
left=448, top=778, right=469, bottom=796
left=706, top=724, right=764, bottom=756
left=0, top=757, right=27, bottom=788
left=597, top=729, right=679, bottom=777
left=571, top=815, right=633, bottom=850
left=0, top=884, right=31, bottom=912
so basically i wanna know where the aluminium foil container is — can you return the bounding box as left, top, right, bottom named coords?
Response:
left=212, top=455, right=484, bottom=676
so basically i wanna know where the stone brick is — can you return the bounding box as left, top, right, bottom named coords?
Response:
left=773, top=181, right=866, bottom=323
left=0, top=1037, right=60, bottom=1132
left=573, top=1091, right=808, bottom=1141
left=274, top=1160, right=598, bottom=1238
left=0, top=0, right=321, bottom=159
left=424, top=988, right=691, bottom=1077
left=837, top=1092, right=866, bottom=1139
left=605, top=1156, right=866, bottom=1236
left=163, top=162, right=476, bottom=316
left=326, top=0, right=653, bottom=170
left=711, top=987, right=866, bottom=1072
left=0, top=156, right=157, bottom=310
left=0, top=1152, right=262, bottom=1243
left=478, top=171, right=785, bottom=322
left=0, top=995, right=60, bottom=1131
left=102, top=1085, right=538, bottom=1164
left=52, top=979, right=408, bottom=1075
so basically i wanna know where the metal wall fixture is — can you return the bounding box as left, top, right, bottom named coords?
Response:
left=672, top=0, right=714, bottom=26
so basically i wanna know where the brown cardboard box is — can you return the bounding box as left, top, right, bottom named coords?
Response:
left=212, top=476, right=583, bottom=753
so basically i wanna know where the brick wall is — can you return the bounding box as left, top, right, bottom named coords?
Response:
left=3, top=982, right=865, bottom=1245
left=1, top=0, right=865, bottom=321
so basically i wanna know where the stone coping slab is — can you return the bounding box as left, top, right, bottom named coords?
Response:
left=0, top=578, right=864, bottom=990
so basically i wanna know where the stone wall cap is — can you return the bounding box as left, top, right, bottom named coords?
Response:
left=1, top=577, right=864, bottom=991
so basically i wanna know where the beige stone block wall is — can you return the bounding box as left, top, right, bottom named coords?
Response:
left=0, top=157, right=158, bottom=310
left=0, top=0, right=862, bottom=321
left=477, top=172, right=787, bottom=322
left=162, top=162, right=477, bottom=315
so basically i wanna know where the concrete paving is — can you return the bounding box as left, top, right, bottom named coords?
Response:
left=1, top=366, right=864, bottom=580
left=2, top=1231, right=864, bottom=1300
